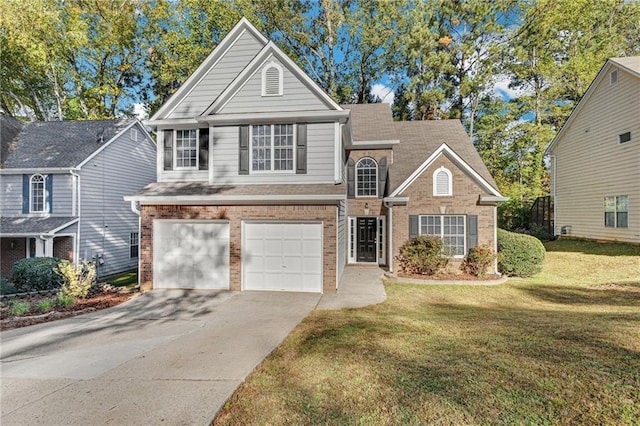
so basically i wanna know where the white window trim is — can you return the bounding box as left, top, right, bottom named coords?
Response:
left=249, top=124, right=296, bottom=174
left=261, top=61, right=284, bottom=96
left=130, top=128, right=138, bottom=141
left=433, top=166, right=453, bottom=196
left=378, top=216, right=386, bottom=265
left=604, top=195, right=629, bottom=228
left=347, top=216, right=385, bottom=264
left=173, top=129, right=199, bottom=170
left=419, top=214, right=466, bottom=258
left=130, top=232, right=139, bottom=258
left=356, top=157, right=378, bottom=198
left=30, top=174, right=46, bottom=213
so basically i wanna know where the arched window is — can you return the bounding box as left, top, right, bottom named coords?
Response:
left=30, top=174, right=45, bottom=212
left=262, top=62, right=283, bottom=96
left=356, top=157, right=377, bottom=197
left=433, top=166, right=452, bottom=196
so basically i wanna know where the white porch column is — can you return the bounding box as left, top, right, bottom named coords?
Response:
left=35, top=238, right=45, bottom=257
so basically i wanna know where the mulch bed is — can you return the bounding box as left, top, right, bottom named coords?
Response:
left=397, top=272, right=503, bottom=281
left=0, top=292, right=135, bottom=331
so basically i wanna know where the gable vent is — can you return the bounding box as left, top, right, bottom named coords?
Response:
left=262, top=63, right=283, bottom=96
left=433, top=167, right=452, bottom=196
left=610, top=69, right=618, bottom=84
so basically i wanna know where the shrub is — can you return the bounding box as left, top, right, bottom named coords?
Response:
left=1, top=277, right=18, bottom=295
left=11, top=257, right=64, bottom=292
left=9, top=300, right=30, bottom=316
left=461, top=244, right=497, bottom=278
left=497, top=228, right=546, bottom=277
left=56, top=293, right=75, bottom=308
left=36, top=298, right=55, bottom=313
left=57, top=260, right=96, bottom=299
left=396, top=236, right=448, bottom=275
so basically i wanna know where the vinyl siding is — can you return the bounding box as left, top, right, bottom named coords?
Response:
left=0, top=172, right=73, bottom=216
left=337, top=198, right=347, bottom=284
left=79, top=124, right=156, bottom=276
left=168, top=30, right=264, bottom=119
left=210, top=122, right=336, bottom=184
left=52, top=174, right=73, bottom=215
left=550, top=65, right=640, bottom=243
left=219, top=57, right=330, bottom=114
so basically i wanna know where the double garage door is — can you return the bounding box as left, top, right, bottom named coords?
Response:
left=153, top=220, right=322, bottom=293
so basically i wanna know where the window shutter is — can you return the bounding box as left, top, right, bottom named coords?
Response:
left=163, top=130, right=173, bottom=171
left=239, top=126, right=249, bottom=175
left=409, top=215, right=419, bottom=239
left=22, top=174, right=29, bottom=213
left=467, top=215, right=478, bottom=252
left=45, top=175, right=53, bottom=213
left=198, top=128, right=209, bottom=170
left=347, top=158, right=355, bottom=198
left=378, top=156, right=387, bottom=198
left=296, top=123, right=307, bottom=174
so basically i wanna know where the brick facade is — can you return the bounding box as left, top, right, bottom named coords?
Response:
left=1, top=238, right=26, bottom=277
left=140, top=204, right=338, bottom=293
left=53, top=236, right=74, bottom=261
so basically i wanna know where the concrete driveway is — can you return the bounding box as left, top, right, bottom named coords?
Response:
left=1, top=290, right=321, bottom=425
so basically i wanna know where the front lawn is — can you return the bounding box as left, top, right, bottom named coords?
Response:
left=214, top=239, right=640, bottom=425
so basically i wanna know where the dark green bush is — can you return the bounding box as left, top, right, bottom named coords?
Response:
left=396, top=236, right=448, bottom=275
left=11, top=257, right=64, bottom=292
left=1, top=276, right=18, bottom=295
left=497, top=229, right=546, bottom=277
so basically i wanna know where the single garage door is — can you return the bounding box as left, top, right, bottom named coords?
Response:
left=243, top=222, right=323, bottom=293
left=153, top=220, right=229, bottom=289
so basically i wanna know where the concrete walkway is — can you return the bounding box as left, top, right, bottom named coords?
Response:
left=0, top=267, right=386, bottom=425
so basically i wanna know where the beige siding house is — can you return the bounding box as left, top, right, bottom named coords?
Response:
left=546, top=57, right=640, bottom=243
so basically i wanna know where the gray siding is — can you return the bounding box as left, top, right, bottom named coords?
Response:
left=79, top=123, right=156, bottom=276
left=169, top=30, right=264, bottom=119
left=550, top=64, right=640, bottom=243
left=337, top=199, right=346, bottom=284
left=52, top=174, right=73, bottom=215
left=210, top=122, right=336, bottom=184
left=220, top=57, right=330, bottom=114
left=0, top=172, right=73, bottom=216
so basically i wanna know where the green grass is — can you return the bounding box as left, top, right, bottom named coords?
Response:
left=104, top=270, right=138, bottom=287
left=214, top=239, right=640, bottom=425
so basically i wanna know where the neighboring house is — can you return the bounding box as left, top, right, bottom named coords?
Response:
left=0, top=117, right=157, bottom=278
left=127, top=18, right=506, bottom=294
left=546, top=57, right=640, bottom=243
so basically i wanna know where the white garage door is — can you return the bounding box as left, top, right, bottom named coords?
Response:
left=243, top=222, right=323, bottom=293
left=153, top=220, right=229, bottom=289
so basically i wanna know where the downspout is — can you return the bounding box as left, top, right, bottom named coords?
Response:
left=70, top=168, right=81, bottom=263
left=550, top=154, right=557, bottom=236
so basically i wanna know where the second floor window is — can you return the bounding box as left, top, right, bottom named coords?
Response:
left=175, top=129, right=197, bottom=169
left=30, top=174, right=45, bottom=213
left=356, top=157, right=377, bottom=197
left=251, top=124, right=294, bottom=172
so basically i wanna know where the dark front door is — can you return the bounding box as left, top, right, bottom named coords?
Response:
left=357, top=217, right=377, bottom=263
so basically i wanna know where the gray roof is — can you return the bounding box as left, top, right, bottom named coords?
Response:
left=1, top=118, right=133, bottom=169
left=0, top=216, right=78, bottom=235
left=609, top=56, right=640, bottom=76
left=341, top=104, right=398, bottom=141
left=390, top=120, right=498, bottom=192
left=132, top=182, right=345, bottom=198
left=1, top=115, right=24, bottom=168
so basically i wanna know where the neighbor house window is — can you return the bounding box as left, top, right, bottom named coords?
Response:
left=604, top=196, right=628, bottom=228
left=619, top=132, right=631, bottom=144
left=251, top=124, right=294, bottom=172
left=610, top=69, right=618, bottom=84
left=262, top=62, right=283, bottom=96
left=130, top=232, right=139, bottom=258
left=419, top=215, right=466, bottom=257
left=433, top=166, right=452, bottom=196
left=30, top=174, right=45, bottom=213
left=175, top=129, right=197, bottom=169
left=356, top=157, right=377, bottom=197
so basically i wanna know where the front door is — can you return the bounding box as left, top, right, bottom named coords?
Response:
left=357, top=217, right=377, bottom=262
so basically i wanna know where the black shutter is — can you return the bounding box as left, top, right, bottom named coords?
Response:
left=409, top=215, right=419, bottom=239
left=46, top=175, right=53, bottom=213
left=239, top=125, right=249, bottom=175
left=347, top=158, right=355, bottom=198
left=296, top=123, right=307, bottom=174
left=199, top=128, right=209, bottom=170
left=22, top=174, right=29, bottom=213
left=163, top=130, right=173, bottom=171
left=378, top=156, right=387, bottom=198
left=467, top=215, right=478, bottom=252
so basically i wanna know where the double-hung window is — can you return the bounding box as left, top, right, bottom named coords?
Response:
left=30, top=174, right=45, bottom=213
left=419, top=215, right=466, bottom=257
left=175, top=129, right=197, bottom=169
left=604, top=196, right=628, bottom=228
left=356, top=157, right=378, bottom=197
left=251, top=124, right=294, bottom=172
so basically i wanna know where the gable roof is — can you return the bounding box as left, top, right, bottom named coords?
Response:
left=341, top=104, right=398, bottom=142
left=0, top=115, right=24, bottom=168
left=545, top=56, right=640, bottom=155
left=150, top=18, right=269, bottom=121
left=2, top=119, right=134, bottom=169
left=389, top=120, right=500, bottom=196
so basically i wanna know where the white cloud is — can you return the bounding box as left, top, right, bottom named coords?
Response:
left=492, top=75, right=530, bottom=101
left=371, top=83, right=395, bottom=104
left=133, top=103, right=148, bottom=120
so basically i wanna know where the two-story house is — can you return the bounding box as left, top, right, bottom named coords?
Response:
left=127, top=18, right=506, bottom=294
left=546, top=57, right=639, bottom=243
left=0, top=116, right=157, bottom=278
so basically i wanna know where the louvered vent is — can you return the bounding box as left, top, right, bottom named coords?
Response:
left=435, top=169, right=450, bottom=195
left=264, top=66, right=281, bottom=96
